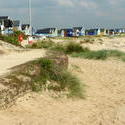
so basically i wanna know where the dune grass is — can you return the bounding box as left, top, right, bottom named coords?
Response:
left=51, top=42, right=89, bottom=54
left=51, top=42, right=125, bottom=61
left=71, top=49, right=125, bottom=61
left=7, top=57, right=84, bottom=99
left=65, top=42, right=89, bottom=54
left=31, top=58, right=84, bottom=98
left=27, top=40, right=55, bottom=49
left=50, top=43, right=65, bottom=52
left=28, top=40, right=125, bottom=62
left=71, top=50, right=107, bottom=60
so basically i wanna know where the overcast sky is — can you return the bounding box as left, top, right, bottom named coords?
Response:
left=0, top=0, right=125, bottom=29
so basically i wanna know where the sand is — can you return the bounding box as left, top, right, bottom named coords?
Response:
left=52, top=36, right=125, bottom=52
left=0, top=49, right=46, bottom=76
left=0, top=57, right=125, bottom=125
left=82, top=37, right=125, bottom=52
left=0, top=37, right=125, bottom=125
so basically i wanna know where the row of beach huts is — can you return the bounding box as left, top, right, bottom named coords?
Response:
left=0, top=16, right=125, bottom=37
left=35, top=28, right=125, bottom=37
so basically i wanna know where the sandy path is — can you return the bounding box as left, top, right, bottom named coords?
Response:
left=0, top=57, right=125, bottom=125
left=0, top=49, right=46, bottom=76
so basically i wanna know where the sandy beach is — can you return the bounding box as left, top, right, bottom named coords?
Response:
left=0, top=37, right=125, bottom=125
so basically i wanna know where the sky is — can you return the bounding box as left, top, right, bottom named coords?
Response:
left=0, top=0, right=125, bottom=29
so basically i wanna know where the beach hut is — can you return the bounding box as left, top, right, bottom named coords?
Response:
left=61, top=28, right=73, bottom=37
left=99, top=29, right=107, bottom=36
left=73, top=27, right=85, bottom=36
left=114, top=28, right=125, bottom=35
left=21, top=24, right=30, bottom=35
left=35, top=28, right=58, bottom=37
left=108, top=29, right=115, bottom=35
left=13, top=20, right=21, bottom=31
left=85, top=29, right=100, bottom=36
left=0, top=16, right=13, bottom=35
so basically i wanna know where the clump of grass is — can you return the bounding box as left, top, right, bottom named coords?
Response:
left=106, top=50, right=125, bottom=57
left=50, top=43, right=65, bottom=52
left=71, top=50, right=107, bottom=60
left=71, top=49, right=125, bottom=61
left=31, top=58, right=84, bottom=98
left=65, top=42, right=84, bottom=54
left=28, top=40, right=55, bottom=49
left=65, top=42, right=89, bottom=54
left=8, top=56, right=84, bottom=98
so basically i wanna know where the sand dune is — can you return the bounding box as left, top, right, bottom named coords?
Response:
left=0, top=57, right=125, bottom=125
left=0, top=37, right=125, bottom=125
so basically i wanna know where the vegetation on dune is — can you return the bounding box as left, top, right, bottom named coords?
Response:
left=8, top=53, right=84, bottom=99
left=51, top=42, right=125, bottom=61
left=71, top=49, right=125, bottom=61
left=0, top=31, right=27, bottom=46
left=29, top=40, right=125, bottom=61
left=31, top=58, right=84, bottom=98
left=27, top=40, right=55, bottom=49
left=71, top=50, right=107, bottom=60
left=51, top=42, right=89, bottom=54
left=50, top=43, right=65, bottom=52
left=65, top=42, right=89, bottom=54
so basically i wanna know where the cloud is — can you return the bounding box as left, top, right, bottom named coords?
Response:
left=109, top=0, right=124, bottom=5
left=55, top=0, right=74, bottom=7
left=52, top=0, right=98, bottom=9
left=79, top=1, right=98, bottom=9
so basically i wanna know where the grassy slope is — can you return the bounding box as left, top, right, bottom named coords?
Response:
left=6, top=57, right=84, bottom=99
